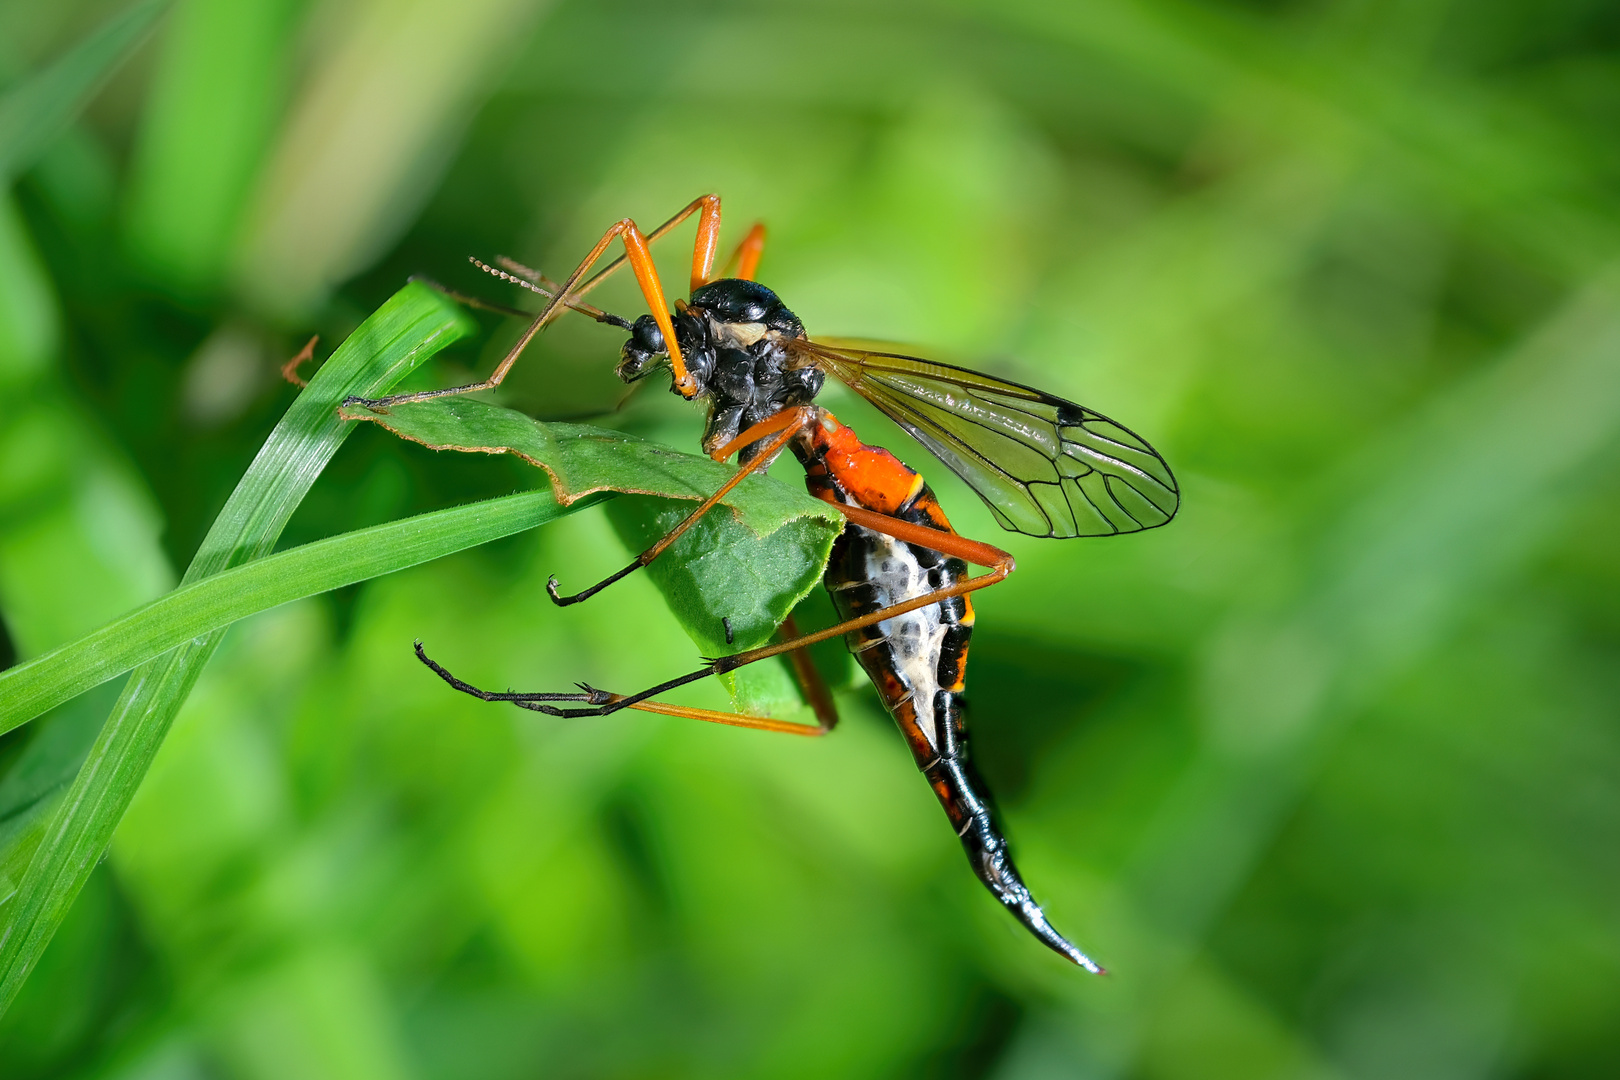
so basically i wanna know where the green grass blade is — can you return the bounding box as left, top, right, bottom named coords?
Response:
left=187, top=286, right=474, bottom=583
left=0, top=684, right=120, bottom=911
left=0, top=489, right=603, bottom=738
left=0, top=281, right=473, bottom=1016
left=0, top=0, right=168, bottom=186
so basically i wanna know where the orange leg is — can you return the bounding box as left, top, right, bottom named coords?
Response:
left=507, top=197, right=745, bottom=295
left=547, top=406, right=819, bottom=605
left=618, top=612, right=836, bottom=735
left=347, top=194, right=728, bottom=410
left=566, top=193, right=723, bottom=301
left=688, top=195, right=724, bottom=292
left=420, top=611, right=837, bottom=737
left=701, top=510, right=1013, bottom=675
left=416, top=639, right=833, bottom=736
left=619, top=699, right=825, bottom=736
left=775, top=612, right=840, bottom=731
left=423, top=501, right=1015, bottom=725
left=280, top=335, right=319, bottom=388
left=719, top=223, right=767, bottom=281
left=465, top=200, right=753, bottom=323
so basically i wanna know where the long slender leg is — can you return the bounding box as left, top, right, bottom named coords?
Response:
left=778, top=613, right=839, bottom=732
left=413, top=271, right=654, bottom=423
left=348, top=195, right=727, bottom=411
left=431, top=506, right=1015, bottom=719
left=719, top=223, right=767, bottom=282
left=688, top=195, right=723, bottom=292
left=280, top=335, right=319, bottom=387
left=476, top=191, right=721, bottom=310
left=632, top=614, right=838, bottom=734
left=547, top=406, right=817, bottom=605
left=465, top=259, right=632, bottom=328
left=494, top=194, right=723, bottom=297
left=415, top=641, right=830, bottom=736
left=350, top=213, right=698, bottom=408
left=496, top=194, right=723, bottom=307
left=618, top=698, right=828, bottom=736
left=474, top=195, right=722, bottom=314
left=417, top=278, right=531, bottom=321
left=407, top=269, right=660, bottom=423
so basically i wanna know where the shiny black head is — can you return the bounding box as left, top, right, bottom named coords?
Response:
left=615, top=278, right=821, bottom=458
left=616, top=313, right=669, bottom=382
left=687, top=279, right=804, bottom=338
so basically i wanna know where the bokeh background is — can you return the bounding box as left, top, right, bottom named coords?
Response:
left=3, top=0, right=1620, bottom=1076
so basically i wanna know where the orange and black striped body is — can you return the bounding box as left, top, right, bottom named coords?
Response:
left=794, top=408, right=1090, bottom=966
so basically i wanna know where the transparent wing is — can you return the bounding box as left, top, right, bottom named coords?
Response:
left=794, top=339, right=1179, bottom=538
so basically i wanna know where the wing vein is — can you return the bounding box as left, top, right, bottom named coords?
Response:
left=793, top=338, right=1180, bottom=538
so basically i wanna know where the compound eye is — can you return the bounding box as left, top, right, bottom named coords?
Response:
left=629, top=313, right=665, bottom=353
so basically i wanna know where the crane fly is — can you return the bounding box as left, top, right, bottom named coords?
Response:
left=347, top=195, right=1179, bottom=973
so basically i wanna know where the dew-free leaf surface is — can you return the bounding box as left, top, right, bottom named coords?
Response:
left=340, top=396, right=842, bottom=655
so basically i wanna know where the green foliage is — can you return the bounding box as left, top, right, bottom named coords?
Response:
left=0, top=490, right=599, bottom=738
left=0, top=0, right=166, bottom=187
left=0, top=280, right=478, bottom=1016
left=0, top=285, right=840, bottom=1023
left=4, top=0, right=1620, bottom=1077
left=123, top=0, right=296, bottom=290
left=606, top=495, right=837, bottom=656
left=342, top=395, right=841, bottom=655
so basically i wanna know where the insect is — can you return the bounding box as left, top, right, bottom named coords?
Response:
left=348, top=196, right=1179, bottom=972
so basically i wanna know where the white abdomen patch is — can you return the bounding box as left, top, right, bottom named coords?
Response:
left=860, top=530, right=949, bottom=750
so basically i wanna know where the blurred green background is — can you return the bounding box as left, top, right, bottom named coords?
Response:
left=3, top=0, right=1620, bottom=1076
